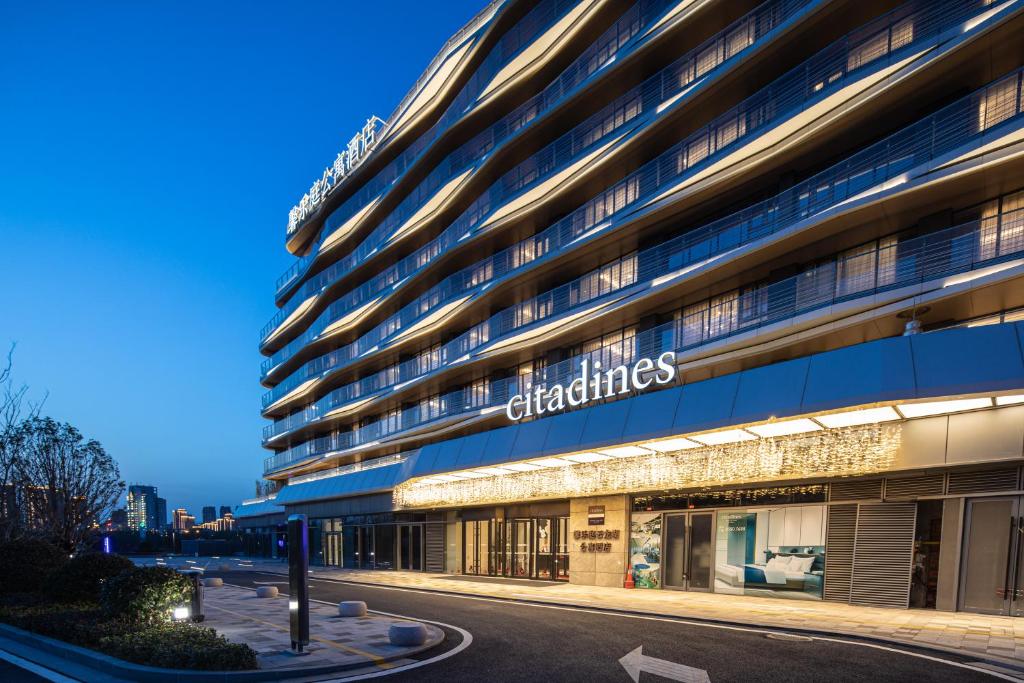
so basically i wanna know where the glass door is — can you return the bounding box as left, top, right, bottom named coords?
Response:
left=662, top=512, right=714, bottom=591
left=323, top=531, right=342, bottom=567
left=510, top=519, right=533, bottom=578
left=555, top=517, right=570, bottom=581
left=535, top=518, right=554, bottom=579
left=960, top=497, right=1024, bottom=615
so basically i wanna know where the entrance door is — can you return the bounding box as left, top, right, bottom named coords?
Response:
left=960, top=497, right=1024, bottom=615
left=398, top=525, right=423, bottom=571
left=662, top=512, right=714, bottom=591
left=323, top=531, right=342, bottom=567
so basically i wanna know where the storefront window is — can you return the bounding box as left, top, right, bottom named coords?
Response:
left=714, top=505, right=825, bottom=600
left=462, top=516, right=568, bottom=580
left=629, top=512, right=662, bottom=589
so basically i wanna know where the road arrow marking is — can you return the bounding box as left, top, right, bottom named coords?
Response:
left=619, top=646, right=710, bottom=682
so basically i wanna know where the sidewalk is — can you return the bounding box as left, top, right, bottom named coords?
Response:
left=201, top=583, right=444, bottom=675
left=192, top=556, right=1024, bottom=669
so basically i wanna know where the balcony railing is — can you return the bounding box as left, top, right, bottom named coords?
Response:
left=261, top=0, right=1005, bottom=405
left=262, top=0, right=821, bottom=373
left=276, top=0, right=596, bottom=295
left=264, top=0, right=692, bottom=345
left=263, top=200, right=1024, bottom=474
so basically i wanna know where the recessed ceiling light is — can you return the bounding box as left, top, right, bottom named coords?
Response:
left=562, top=452, right=612, bottom=463
left=531, top=458, right=575, bottom=467
left=815, top=406, right=902, bottom=428
left=454, top=470, right=491, bottom=479
left=472, top=467, right=514, bottom=476
left=896, top=398, right=992, bottom=418
left=504, top=462, right=545, bottom=472
left=599, top=446, right=652, bottom=458
left=746, top=418, right=822, bottom=438
left=995, top=395, right=1024, bottom=406
left=690, top=429, right=756, bottom=445
left=643, top=437, right=702, bottom=452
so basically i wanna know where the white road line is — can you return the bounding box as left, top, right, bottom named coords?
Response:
left=289, top=576, right=1022, bottom=682
left=223, top=582, right=474, bottom=682
left=0, top=648, right=79, bottom=682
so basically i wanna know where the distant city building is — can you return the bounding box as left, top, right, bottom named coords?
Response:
left=173, top=507, right=195, bottom=531
left=126, top=485, right=159, bottom=533
left=156, top=497, right=167, bottom=531
left=219, top=505, right=232, bottom=518
left=202, top=506, right=216, bottom=525
left=105, top=507, right=127, bottom=531
left=198, top=511, right=237, bottom=532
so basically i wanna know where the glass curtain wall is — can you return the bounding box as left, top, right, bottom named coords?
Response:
left=463, top=517, right=569, bottom=580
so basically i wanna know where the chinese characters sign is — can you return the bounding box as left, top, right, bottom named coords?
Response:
left=575, top=528, right=620, bottom=552
left=287, top=116, right=385, bottom=236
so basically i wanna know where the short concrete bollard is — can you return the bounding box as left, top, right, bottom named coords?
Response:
left=255, top=586, right=279, bottom=598
left=388, top=621, right=428, bottom=646
left=202, top=577, right=223, bottom=587
left=337, top=601, right=367, bottom=617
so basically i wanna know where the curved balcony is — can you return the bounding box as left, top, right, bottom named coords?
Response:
left=276, top=0, right=612, bottom=298
left=261, top=0, right=828, bottom=377
left=261, top=66, right=1024, bottom=443
left=263, top=205, right=1024, bottom=474
left=262, top=0, right=704, bottom=347
left=260, top=0, right=1013, bottom=404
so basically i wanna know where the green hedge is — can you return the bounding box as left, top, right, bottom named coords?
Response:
left=0, top=539, right=67, bottom=594
left=0, top=605, right=257, bottom=671
left=100, top=566, right=192, bottom=625
left=48, top=553, right=135, bottom=604
left=100, top=623, right=257, bottom=671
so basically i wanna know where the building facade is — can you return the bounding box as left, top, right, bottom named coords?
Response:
left=126, top=484, right=159, bottom=533
left=240, top=0, right=1024, bottom=615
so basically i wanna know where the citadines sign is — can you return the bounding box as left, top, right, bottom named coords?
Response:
left=505, top=351, right=677, bottom=421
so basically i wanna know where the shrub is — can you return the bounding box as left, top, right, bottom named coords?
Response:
left=100, top=566, right=192, bottom=625
left=0, top=539, right=67, bottom=594
left=0, top=604, right=123, bottom=648
left=99, top=623, right=258, bottom=671
left=48, top=553, right=135, bottom=604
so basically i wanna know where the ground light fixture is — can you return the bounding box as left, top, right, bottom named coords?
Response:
left=173, top=606, right=190, bottom=621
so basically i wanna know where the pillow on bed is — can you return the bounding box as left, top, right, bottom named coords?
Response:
left=766, top=557, right=789, bottom=571
left=791, top=556, right=815, bottom=573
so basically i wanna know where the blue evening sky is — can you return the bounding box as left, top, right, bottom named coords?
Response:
left=0, top=1, right=483, bottom=518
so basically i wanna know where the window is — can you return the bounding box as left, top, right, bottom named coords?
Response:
left=977, top=74, right=1020, bottom=132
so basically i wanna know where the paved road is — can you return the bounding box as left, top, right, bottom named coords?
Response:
left=214, top=570, right=1013, bottom=683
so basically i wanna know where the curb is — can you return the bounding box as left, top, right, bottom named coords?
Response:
left=0, top=614, right=443, bottom=682
left=240, top=567, right=1024, bottom=676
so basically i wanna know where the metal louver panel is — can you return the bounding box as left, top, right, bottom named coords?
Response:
left=884, top=474, right=945, bottom=499
left=823, top=504, right=857, bottom=603
left=829, top=478, right=883, bottom=502
left=946, top=467, right=1020, bottom=495
left=849, top=503, right=916, bottom=608
left=425, top=523, right=446, bottom=572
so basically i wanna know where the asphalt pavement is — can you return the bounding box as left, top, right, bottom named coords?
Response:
left=213, top=570, right=1018, bottom=683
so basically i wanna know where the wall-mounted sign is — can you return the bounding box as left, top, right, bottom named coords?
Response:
left=287, top=116, right=385, bottom=236
left=505, top=351, right=677, bottom=421
left=588, top=505, right=605, bottom=526
left=574, top=528, right=620, bottom=552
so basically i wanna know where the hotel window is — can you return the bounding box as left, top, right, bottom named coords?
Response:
left=836, top=235, right=898, bottom=297
left=977, top=74, right=1020, bottom=132
left=577, top=94, right=641, bottom=151
left=714, top=112, right=747, bottom=152
left=724, top=18, right=754, bottom=59
left=572, top=175, right=640, bottom=236
left=845, top=15, right=915, bottom=73
left=976, top=191, right=1024, bottom=259
left=795, top=261, right=837, bottom=311
left=694, top=41, right=720, bottom=78
left=469, top=259, right=493, bottom=287
left=466, top=321, right=490, bottom=349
